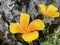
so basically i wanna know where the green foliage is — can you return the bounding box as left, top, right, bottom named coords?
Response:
left=40, top=25, right=60, bottom=45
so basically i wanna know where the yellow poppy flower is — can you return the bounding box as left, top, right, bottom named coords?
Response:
left=10, top=13, right=45, bottom=42
left=38, top=4, right=59, bottom=17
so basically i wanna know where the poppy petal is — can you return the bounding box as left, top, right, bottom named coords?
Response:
left=22, top=31, right=39, bottom=42
left=47, top=4, right=58, bottom=12
left=38, top=4, right=46, bottom=15
left=28, top=19, right=45, bottom=32
left=52, top=12, right=59, bottom=17
left=20, top=13, right=30, bottom=29
left=10, top=23, right=23, bottom=34
left=47, top=9, right=59, bottom=17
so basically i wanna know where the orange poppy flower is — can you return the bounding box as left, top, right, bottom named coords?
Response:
left=38, top=4, right=59, bottom=17
left=10, top=13, right=45, bottom=42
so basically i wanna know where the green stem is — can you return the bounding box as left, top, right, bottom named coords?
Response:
left=29, top=42, right=33, bottom=45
